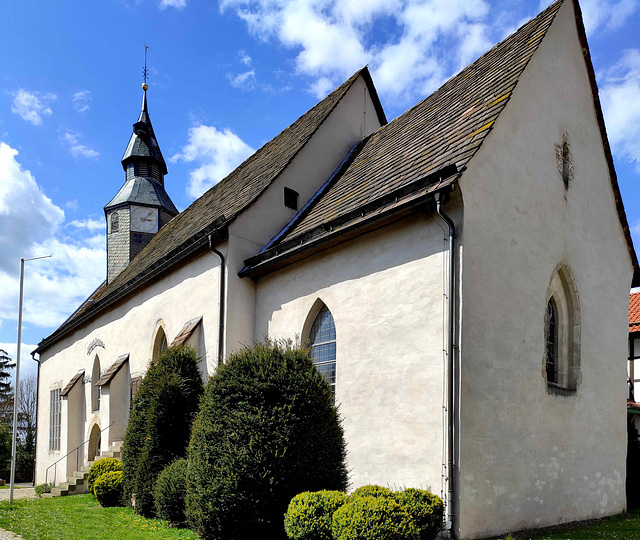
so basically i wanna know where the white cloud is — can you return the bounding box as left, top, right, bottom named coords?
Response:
left=220, top=0, right=491, bottom=100
left=228, top=70, right=257, bottom=90
left=10, top=89, right=56, bottom=126
left=239, top=50, right=252, bottom=66
left=579, top=0, right=639, bottom=34
left=601, top=49, right=640, bottom=171
left=0, top=143, right=105, bottom=334
left=68, top=218, right=105, bottom=231
left=72, top=90, right=91, bottom=112
left=160, top=0, right=186, bottom=8
left=61, top=130, right=99, bottom=159
left=171, top=125, right=255, bottom=198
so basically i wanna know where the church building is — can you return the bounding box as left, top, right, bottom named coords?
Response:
left=33, top=1, right=638, bottom=537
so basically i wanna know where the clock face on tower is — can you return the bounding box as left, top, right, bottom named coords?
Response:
left=131, top=206, right=159, bottom=233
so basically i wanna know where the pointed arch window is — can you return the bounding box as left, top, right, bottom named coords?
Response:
left=152, top=326, right=168, bottom=361
left=544, top=265, right=581, bottom=391
left=309, top=305, right=336, bottom=392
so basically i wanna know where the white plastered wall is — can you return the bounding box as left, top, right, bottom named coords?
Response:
left=226, top=74, right=383, bottom=356
left=255, top=214, right=451, bottom=492
left=35, top=249, right=223, bottom=484
left=456, top=2, right=633, bottom=537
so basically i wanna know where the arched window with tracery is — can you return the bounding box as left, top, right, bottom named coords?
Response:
left=309, top=305, right=336, bottom=393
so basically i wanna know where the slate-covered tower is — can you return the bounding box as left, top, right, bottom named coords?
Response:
left=105, top=84, right=178, bottom=284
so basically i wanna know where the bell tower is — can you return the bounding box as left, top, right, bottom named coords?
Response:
left=104, top=83, right=178, bottom=284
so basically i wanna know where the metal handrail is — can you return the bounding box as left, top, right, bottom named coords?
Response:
left=44, top=421, right=115, bottom=487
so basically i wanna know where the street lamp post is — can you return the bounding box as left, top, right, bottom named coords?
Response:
left=10, top=255, right=51, bottom=504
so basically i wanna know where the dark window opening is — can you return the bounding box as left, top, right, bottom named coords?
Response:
left=545, top=298, right=558, bottom=384
left=133, top=232, right=143, bottom=244
left=110, top=213, right=119, bottom=233
left=284, top=187, right=299, bottom=210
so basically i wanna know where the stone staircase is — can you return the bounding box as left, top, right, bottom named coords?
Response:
left=50, top=441, right=123, bottom=497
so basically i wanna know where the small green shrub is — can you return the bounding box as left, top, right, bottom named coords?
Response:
left=35, top=483, right=51, bottom=497
left=284, top=490, right=347, bottom=540
left=94, top=470, right=124, bottom=507
left=395, top=488, right=444, bottom=540
left=350, top=485, right=394, bottom=501
left=154, top=458, right=188, bottom=525
left=87, top=458, right=123, bottom=494
left=332, top=496, right=418, bottom=540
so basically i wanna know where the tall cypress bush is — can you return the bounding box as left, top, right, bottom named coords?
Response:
left=186, top=339, right=348, bottom=540
left=122, top=345, right=203, bottom=517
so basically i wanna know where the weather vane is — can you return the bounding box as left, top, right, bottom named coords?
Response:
left=142, top=44, right=149, bottom=89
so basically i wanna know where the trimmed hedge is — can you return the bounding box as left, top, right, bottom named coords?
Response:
left=332, top=496, right=419, bottom=540
left=154, top=458, right=188, bottom=525
left=94, top=470, right=124, bottom=507
left=284, top=491, right=347, bottom=540
left=87, top=458, right=123, bottom=495
left=284, top=486, right=444, bottom=540
left=187, top=339, right=348, bottom=540
left=123, top=345, right=203, bottom=517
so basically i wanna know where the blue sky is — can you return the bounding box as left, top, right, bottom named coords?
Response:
left=1, top=0, right=639, bottom=382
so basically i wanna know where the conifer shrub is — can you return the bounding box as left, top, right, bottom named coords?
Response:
left=284, top=490, right=347, bottom=540
left=186, top=339, right=348, bottom=540
left=87, top=457, right=123, bottom=495
left=122, top=345, right=204, bottom=517
left=331, top=496, right=419, bottom=540
left=94, top=470, right=124, bottom=507
left=395, top=488, right=444, bottom=540
left=154, top=458, right=188, bottom=525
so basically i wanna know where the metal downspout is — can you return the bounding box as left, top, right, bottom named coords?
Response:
left=435, top=191, right=456, bottom=538
left=208, top=235, right=226, bottom=366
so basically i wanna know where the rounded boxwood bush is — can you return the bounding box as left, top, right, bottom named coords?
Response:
left=395, top=489, right=444, bottom=540
left=350, top=485, right=394, bottom=501
left=284, top=490, right=347, bottom=540
left=94, top=470, right=124, bottom=507
left=187, top=339, right=348, bottom=540
left=154, top=458, right=188, bottom=525
left=87, top=458, right=123, bottom=495
left=123, top=345, right=203, bottom=517
left=332, top=496, right=419, bottom=540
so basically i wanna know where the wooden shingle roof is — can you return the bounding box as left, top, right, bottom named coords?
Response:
left=242, top=0, right=563, bottom=276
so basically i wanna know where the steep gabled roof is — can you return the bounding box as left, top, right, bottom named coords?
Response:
left=242, top=0, right=563, bottom=277
left=242, top=0, right=639, bottom=284
left=35, top=68, right=385, bottom=354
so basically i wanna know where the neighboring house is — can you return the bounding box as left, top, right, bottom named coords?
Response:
left=33, top=1, right=638, bottom=538
left=628, top=293, right=640, bottom=420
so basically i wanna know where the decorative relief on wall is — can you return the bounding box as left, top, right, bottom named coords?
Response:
left=555, top=132, right=574, bottom=191
left=87, top=338, right=105, bottom=356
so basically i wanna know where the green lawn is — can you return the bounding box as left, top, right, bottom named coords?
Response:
left=0, top=494, right=197, bottom=539
left=506, top=511, right=640, bottom=539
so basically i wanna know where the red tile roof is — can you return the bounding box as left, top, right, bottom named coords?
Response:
left=630, top=292, right=640, bottom=328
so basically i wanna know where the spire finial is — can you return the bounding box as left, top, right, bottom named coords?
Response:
left=142, top=44, right=149, bottom=91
